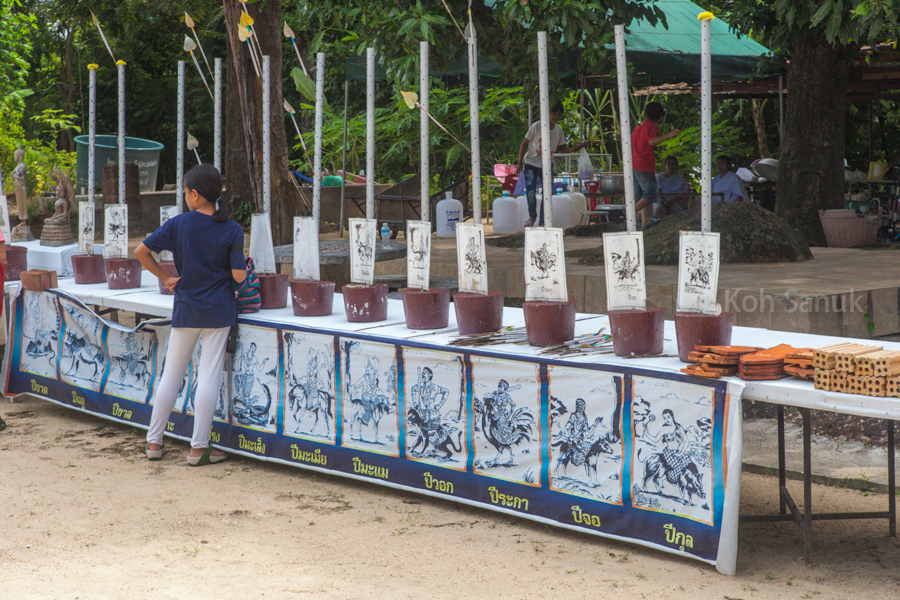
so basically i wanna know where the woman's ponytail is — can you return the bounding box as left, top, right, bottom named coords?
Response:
left=184, top=164, right=231, bottom=222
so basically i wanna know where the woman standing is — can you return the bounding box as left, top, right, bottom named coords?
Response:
left=136, top=164, right=246, bottom=465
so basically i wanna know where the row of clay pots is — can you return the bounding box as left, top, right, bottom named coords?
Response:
left=608, top=308, right=733, bottom=361
left=71, top=255, right=143, bottom=289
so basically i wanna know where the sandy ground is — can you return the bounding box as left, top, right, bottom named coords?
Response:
left=1, top=395, right=898, bottom=600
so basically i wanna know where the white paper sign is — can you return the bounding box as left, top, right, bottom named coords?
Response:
left=78, top=202, right=95, bottom=255
left=0, top=195, right=10, bottom=241
left=524, top=227, right=567, bottom=302
left=159, top=205, right=180, bottom=262
left=676, top=231, right=722, bottom=315
left=348, top=217, right=376, bottom=285
left=248, top=213, right=277, bottom=275
left=602, top=231, right=646, bottom=311
left=103, top=204, right=128, bottom=259
left=406, top=220, right=431, bottom=290
left=293, top=216, right=320, bottom=281
left=455, top=223, right=487, bottom=295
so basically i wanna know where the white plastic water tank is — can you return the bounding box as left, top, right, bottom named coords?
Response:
left=516, top=195, right=529, bottom=227
left=436, top=191, right=463, bottom=237
left=567, top=191, right=588, bottom=224
left=551, top=194, right=575, bottom=230
left=492, top=191, right=521, bottom=234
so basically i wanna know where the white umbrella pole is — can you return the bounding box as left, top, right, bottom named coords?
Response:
left=366, top=47, right=375, bottom=221
left=88, top=65, right=97, bottom=203
left=313, top=52, right=325, bottom=224
left=614, top=25, right=636, bottom=232
left=467, top=26, right=482, bottom=224
left=117, top=61, right=126, bottom=204
left=262, top=55, right=271, bottom=215
left=176, top=60, right=185, bottom=211
left=420, top=41, right=430, bottom=220
left=214, top=57, right=222, bottom=172
left=700, top=15, right=713, bottom=233
left=537, top=32, right=553, bottom=227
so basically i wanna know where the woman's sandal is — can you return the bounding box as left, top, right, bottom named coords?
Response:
left=146, top=444, right=165, bottom=461
left=187, top=445, right=227, bottom=466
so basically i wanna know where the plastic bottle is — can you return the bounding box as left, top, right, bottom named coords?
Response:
left=436, top=191, right=463, bottom=237
left=380, top=222, right=391, bottom=244
left=492, top=190, right=521, bottom=234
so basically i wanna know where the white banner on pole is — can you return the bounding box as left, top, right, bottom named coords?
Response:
left=0, top=195, right=11, bottom=241
left=78, top=202, right=94, bottom=255
left=603, top=232, right=647, bottom=311
left=158, top=205, right=180, bottom=262
left=248, top=213, right=277, bottom=275
left=676, top=231, right=722, bottom=315
left=455, top=223, right=487, bottom=295
left=348, top=217, right=376, bottom=286
left=103, top=204, right=128, bottom=259
left=524, top=227, right=567, bottom=302
left=406, top=220, right=431, bottom=290
left=293, top=216, right=320, bottom=281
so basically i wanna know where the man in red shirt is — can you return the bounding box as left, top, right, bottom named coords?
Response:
left=631, top=101, right=680, bottom=229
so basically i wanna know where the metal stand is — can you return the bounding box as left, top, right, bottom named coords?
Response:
left=741, top=406, right=896, bottom=565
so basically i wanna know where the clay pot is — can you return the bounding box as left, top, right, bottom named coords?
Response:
left=453, top=291, right=504, bottom=335
left=608, top=308, right=665, bottom=357
left=156, top=261, right=179, bottom=295
left=674, top=312, right=734, bottom=362
left=5, top=245, right=27, bottom=281
left=71, top=254, right=107, bottom=284
left=523, top=300, right=576, bottom=347
left=105, top=258, right=142, bottom=290
left=290, top=279, right=335, bottom=317
left=342, top=283, right=388, bottom=323
left=257, top=273, right=289, bottom=309
left=401, top=288, right=451, bottom=330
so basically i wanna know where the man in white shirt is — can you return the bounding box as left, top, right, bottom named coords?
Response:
left=654, top=156, right=691, bottom=216
left=515, top=101, right=586, bottom=227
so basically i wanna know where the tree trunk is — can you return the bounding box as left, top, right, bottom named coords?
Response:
left=775, top=32, right=855, bottom=246
left=223, top=0, right=303, bottom=245
left=750, top=99, right=769, bottom=159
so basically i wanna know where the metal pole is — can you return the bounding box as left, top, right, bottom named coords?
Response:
left=778, top=74, right=784, bottom=144
left=700, top=16, right=712, bottom=233
left=214, top=57, right=222, bottom=172
left=176, top=60, right=185, bottom=211
left=537, top=32, right=553, bottom=228
left=313, top=52, right=325, bottom=224
left=339, top=80, right=349, bottom=237
left=613, top=25, right=636, bottom=231
left=117, top=61, right=126, bottom=205
left=420, top=41, right=430, bottom=221
left=88, top=65, right=97, bottom=203
left=263, top=55, right=271, bottom=215
left=467, top=25, right=482, bottom=224
left=366, top=47, right=375, bottom=221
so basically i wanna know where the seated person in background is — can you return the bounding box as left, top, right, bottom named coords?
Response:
left=654, top=156, right=691, bottom=216
left=712, top=155, right=749, bottom=202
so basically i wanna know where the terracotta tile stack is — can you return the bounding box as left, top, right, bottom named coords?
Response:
left=812, top=343, right=899, bottom=397
left=783, top=350, right=815, bottom=381
left=737, top=344, right=804, bottom=381
left=681, top=346, right=762, bottom=379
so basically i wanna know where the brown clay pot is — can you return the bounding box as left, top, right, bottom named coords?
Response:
left=156, top=261, right=179, bottom=295
left=453, top=291, right=504, bottom=335
left=290, top=279, right=335, bottom=317
left=608, top=308, right=665, bottom=357
left=523, top=300, right=576, bottom=347
left=401, top=288, right=451, bottom=330
left=5, top=245, right=27, bottom=281
left=674, top=312, right=734, bottom=362
left=342, top=283, right=388, bottom=323
left=105, top=258, right=142, bottom=290
left=71, top=254, right=107, bottom=284
left=257, top=273, right=289, bottom=309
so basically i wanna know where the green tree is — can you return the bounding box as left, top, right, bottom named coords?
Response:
left=708, top=0, right=900, bottom=245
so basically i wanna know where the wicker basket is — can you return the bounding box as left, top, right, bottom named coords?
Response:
left=818, top=209, right=880, bottom=247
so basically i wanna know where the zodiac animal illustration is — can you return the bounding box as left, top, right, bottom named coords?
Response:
left=474, top=379, right=534, bottom=468
left=529, top=242, right=557, bottom=280
left=63, top=330, right=104, bottom=379
left=287, top=347, right=334, bottom=436
left=552, top=398, right=617, bottom=487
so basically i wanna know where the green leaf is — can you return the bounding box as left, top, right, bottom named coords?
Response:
left=445, top=143, right=463, bottom=170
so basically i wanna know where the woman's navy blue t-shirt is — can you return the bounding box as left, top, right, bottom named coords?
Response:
left=143, top=210, right=245, bottom=329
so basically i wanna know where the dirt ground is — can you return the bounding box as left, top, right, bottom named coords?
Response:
left=1, top=396, right=898, bottom=600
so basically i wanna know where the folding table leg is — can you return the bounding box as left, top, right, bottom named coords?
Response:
left=778, top=405, right=786, bottom=514
left=802, top=407, right=812, bottom=565
left=889, top=420, right=896, bottom=537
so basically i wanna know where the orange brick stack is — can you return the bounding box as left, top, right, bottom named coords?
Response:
left=812, top=343, right=899, bottom=397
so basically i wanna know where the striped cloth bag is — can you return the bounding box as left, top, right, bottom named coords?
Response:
left=235, top=256, right=261, bottom=313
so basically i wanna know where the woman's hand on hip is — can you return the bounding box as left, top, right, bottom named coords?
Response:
left=165, top=276, right=180, bottom=293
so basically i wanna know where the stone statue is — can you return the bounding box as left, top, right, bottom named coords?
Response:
left=40, top=167, right=75, bottom=247
left=10, top=145, right=33, bottom=242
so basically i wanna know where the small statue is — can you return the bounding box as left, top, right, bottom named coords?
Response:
left=10, top=144, right=34, bottom=242
left=39, top=167, right=75, bottom=247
